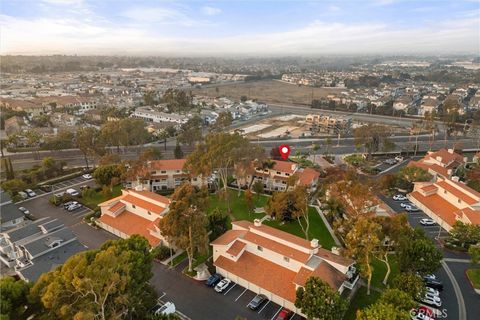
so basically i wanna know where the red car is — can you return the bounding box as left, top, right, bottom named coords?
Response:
left=275, top=309, right=293, bottom=320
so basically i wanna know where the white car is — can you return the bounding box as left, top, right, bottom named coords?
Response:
left=425, top=287, right=440, bottom=296
left=421, top=296, right=441, bottom=307
left=82, top=174, right=92, bottom=179
left=393, top=194, right=407, bottom=201
left=18, top=207, right=30, bottom=215
left=420, top=219, right=435, bottom=226
left=400, top=202, right=412, bottom=208
left=384, top=159, right=397, bottom=165
left=25, top=189, right=36, bottom=197
left=66, top=188, right=80, bottom=196
left=405, top=205, right=419, bottom=212
left=395, top=156, right=404, bottom=162
left=424, top=292, right=441, bottom=302
left=153, top=301, right=175, bottom=316
left=67, top=203, right=82, bottom=211
left=214, top=278, right=232, bottom=293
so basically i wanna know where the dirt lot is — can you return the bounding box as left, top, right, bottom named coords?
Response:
left=193, top=80, right=344, bottom=105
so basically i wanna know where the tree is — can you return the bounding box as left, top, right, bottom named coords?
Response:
left=1, top=178, right=27, bottom=196
left=397, top=228, right=442, bottom=275
left=469, top=244, right=480, bottom=265
left=378, top=288, right=417, bottom=312
left=140, top=147, right=162, bottom=161
left=119, top=118, right=151, bottom=147
left=158, top=183, right=209, bottom=272
left=177, top=115, right=204, bottom=146
left=24, top=129, right=41, bottom=147
left=0, top=276, right=30, bottom=320
left=356, top=302, right=409, bottom=320
left=344, top=217, right=382, bottom=295
left=244, top=189, right=254, bottom=214
left=93, top=164, right=123, bottom=189
left=207, top=208, right=229, bottom=241
left=29, top=236, right=157, bottom=320
left=295, top=277, right=347, bottom=320
left=390, top=272, right=425, bottom=299
left=466, top=161, right=480, bottom=192
left=76, top=127, right=105, bottom=169
left=210, top=112, right=233, bottom=133
left=312, top=143, right=320, bottom=163
left=398, top=166, right=432, bottom=184
left=162, top=88, right=193, bottom=113
left=174, top=143, right=184, bottom=159
left=252, top=180, right=264, bottom=198
left=353, top=124, right=393, bottom=156
left=449, top=221, right=480, bottom=248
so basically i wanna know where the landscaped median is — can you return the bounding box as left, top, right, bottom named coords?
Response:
left=466, top=268, right=480, bottom=294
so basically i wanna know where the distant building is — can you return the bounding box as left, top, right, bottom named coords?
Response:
left=409, top=179, right=480, bottom=231
left=97, top=189, right=171, bottom=247
left=0, top=190, right=25, bottom=231
left=0, top=217, right=85, bottom=282
left=127, top=159, right=207, bottom=192
left=4, top=116, right=24, bottom=135
left=408, top=149, right=466, bottom=180
left=306, top=114, right=351, bottom=134
left=132, top=106, right=188, bottom=124
left=211, top=219, right=358, bottom=317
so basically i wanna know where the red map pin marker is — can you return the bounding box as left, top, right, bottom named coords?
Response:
left=279, top=144, right=291, bottom=160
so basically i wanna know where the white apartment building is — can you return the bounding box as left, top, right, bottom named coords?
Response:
left=211, top=220, right=358, bottom=316
left=408, top=149, right=466, bottom=180
left=408, top=178, right=480, bottom=232
left=132, top=106, right=189, bottom=124
left=97, top=189, right=171, bottom=247
left=128, top=159, right=207, bottom=192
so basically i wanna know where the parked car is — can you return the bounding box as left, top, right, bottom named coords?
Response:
left=63, top=201, right=79, bottom=209
left=65, top=188, right=80, bottom=197
left=420, top=218, right=435, bottom=226
left=400, top=202, right=412, bottom=208
left=420, top=296, right=441, bottom=308
left=39, top=184, right=52, bottom=192
left=424, top=278, right=443, bottom=291
left=425, top=287, right=440, bottom=296
left=411, top=308, right=435, bottom=320
left=152, top=301, right=176, bottom=316
left=82, top=174, right=93, bottom=179
left=424, top=274, right=437, bottom=281
left=205, top=273, right=223, bottom=287
left=393, top=194, right=407, bottom=201
left=405, top=205, right=420, bottom=212
left=247, top=294, right=267, bottom=310
left=395, top=156, right=404, bottom=162
left=18, top=207, right=30, bottom=215
left=384, top=159, right=397, bottom=165
left=67, top=203, right=82, bottom=211
left=18, top=191, right=28, bottom=200
left=424, top=292, right=441, bottom=302
left=25, top=189, right=37, bottom=197
left=214, top=278, right=232, bottom=293
left=275, top=309, right=293, bottom=320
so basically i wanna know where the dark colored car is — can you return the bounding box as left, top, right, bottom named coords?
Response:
left=424, top=278, right=443, bottom=291
left=275, top=308, right=293, bottom=320
left=205, top=273, right=223, bottom=287
left=247, top=294, right=267, bottom=310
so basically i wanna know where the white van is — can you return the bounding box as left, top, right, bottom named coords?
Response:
left=65, top=188, right=80, bottom=197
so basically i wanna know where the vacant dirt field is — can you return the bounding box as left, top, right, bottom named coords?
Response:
left=192, top=80, right=344, bottom=105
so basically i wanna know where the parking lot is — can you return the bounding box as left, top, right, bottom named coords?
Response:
left=26, top=175, right=96, bottom=198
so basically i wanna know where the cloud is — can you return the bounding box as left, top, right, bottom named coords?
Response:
left=120, top=6, right=215, bottom=27
left=328, top=5, right=341, bottom=12
left=201, top=6, right=222, bottom=16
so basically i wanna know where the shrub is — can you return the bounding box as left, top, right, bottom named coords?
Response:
left=152, top=246, right=173, bottom=261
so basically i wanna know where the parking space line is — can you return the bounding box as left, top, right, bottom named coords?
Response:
left=270, top=305, right=283, bottom=320
left=158, top=292, right=166, bottom=301
left=258, top=300, right=270, bottom=314
left=224, top=283, right=236, bottom=295
left=235, top=288, right=247, bottom=301
left=287, top=313, right=296, bottom=320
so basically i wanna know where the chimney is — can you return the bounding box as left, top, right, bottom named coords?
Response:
left=451, top=176, right=460, bottom=182
left=134, top=184, right=144, bottom=191
left=310, top=239, right=319, bottom=248
left=436, top=156, right=442, bottom=162
left=253, top=219, right=262, bottom=227
left=331, top=246, right=340, bottom=255
left=448, top=149, right=454, bottom=154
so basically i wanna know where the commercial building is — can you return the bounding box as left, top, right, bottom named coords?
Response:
left=211, top=220, right=358, bottom=316
left=97, top=189, right=171, bottom=247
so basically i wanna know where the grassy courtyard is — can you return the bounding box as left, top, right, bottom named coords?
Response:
left=79, top=184, right=122, bottom=209
left=208, top=188, right=336, bottom=250
left=344, top=286, right=381, bottom=320
left=466, top=268, right=480, bottom=289
left=369, top=254, right=399, bottom=289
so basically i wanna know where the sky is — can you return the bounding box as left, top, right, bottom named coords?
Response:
left=0, top=0, right=479, bottom=56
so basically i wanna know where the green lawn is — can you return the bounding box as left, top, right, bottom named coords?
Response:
left=208, top=189, right=336, bottom=250
left=370, top=254, right=399, bottom=289
left=466, top=269, right=480, bottom=289
left=171, top=251, right=188, bottom=267
left=264, top=207, right=336, bottom=250
left=80, top=184, right=122, bottom=209
left=344, top=286, right=381, bottom=320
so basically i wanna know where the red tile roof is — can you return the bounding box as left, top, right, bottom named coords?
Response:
left=226, top=240, right=246, bottom=256
left=108, top=202, right=126, bottom=213
left=409, top=191, right=459, bottom=227
left=243, top=232, right=311, bottom=263
left=298, top=168, right=320, bottom=186
left=293, top=262, right=346, bottom=290
left=435, top=180, right=478, bottom=205
left=128, top=189, right=171, bottom=205
left=272, top=161, right=297, bottom=174
left=455, top=208, right=480, bottom=225
left=147, top=159, right=187, bottom=171
left=211, top=230, right=247, bottom=245
left=214, top=252, right=297, bottom=303
left=315, top=247, right=354, bottom=267
left=122, top=194, right=168, bottom=215
left=98, top=210, right=161, bottom=247
left=426, top=149, right=464, bottom=165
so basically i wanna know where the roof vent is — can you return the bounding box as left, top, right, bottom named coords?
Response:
left=253, top=219, right=262, bottom=227
left=310, top=239, right=319, bottom=248
left=448, top=149, right=454, bottom=154
left=451, top=176, right=460, bottom=182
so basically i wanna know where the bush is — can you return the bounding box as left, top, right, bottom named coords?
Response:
left=84, top=209, right=101, bottom=222
left=152, top=246, right=173, bottom=261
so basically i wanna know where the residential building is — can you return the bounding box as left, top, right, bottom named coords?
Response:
left=306, top=114, right=351, bottom=134
left=408, top=178, right=480, bottom=231
left=0, top=190, right=25, bottom=231
left=0, top=217, right=85, bottom=281
left=211, top=220, right=358, bottom=316
left=132, top=106, right=189, bottom=124
left=248, top=160, right=320, bottom=192
left=127, top=159, right=207, bottom=192
left=408, top=149, right=466, bottom=180
left=97, top=188, right=171, bottom=247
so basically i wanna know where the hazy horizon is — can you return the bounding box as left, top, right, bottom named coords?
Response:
left=1, top=0, right=479, bottom=56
